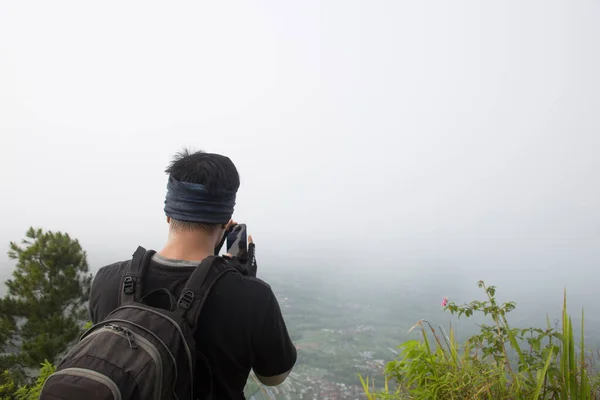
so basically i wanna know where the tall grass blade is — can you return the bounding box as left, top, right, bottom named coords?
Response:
left=561, top=289, right=570, bottom=398
left=359, top=374, right=373, bottom=399
left=532, top=348, right=554, bottom=400
left=569, top=315, right=576, bottom=399
left=505, top=324, right=533, bottom=382
left=580, top=307, right=588, bottom=399
left=449, top=324, right=459, bottom=367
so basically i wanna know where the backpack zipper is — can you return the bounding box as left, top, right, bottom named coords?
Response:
left=106, top=324, right=138, bottom=349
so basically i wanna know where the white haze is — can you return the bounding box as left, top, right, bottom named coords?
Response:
left=0, top=1, right=599, bottom=326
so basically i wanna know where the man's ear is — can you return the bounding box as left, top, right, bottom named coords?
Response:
left=166, top=216, right=171, bottom=224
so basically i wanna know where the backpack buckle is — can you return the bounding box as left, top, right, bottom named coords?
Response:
left=123, top=276, right=135, bottom=295
left=178, top=290, right=195, bottom=310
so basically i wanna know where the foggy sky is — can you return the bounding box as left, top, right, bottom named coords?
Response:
left=1, top=1, right=598, bottom=307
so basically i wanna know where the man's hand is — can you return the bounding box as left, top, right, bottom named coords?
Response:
left=246, top=235, right=257, bottom=277
left=225, top=219, right=238, bottom=232
left=217, top=222, right=258, bottom=276
left=225, top=233, right=257, bottom=277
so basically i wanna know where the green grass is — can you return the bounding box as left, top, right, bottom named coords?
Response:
left=361, top=281, right=600, bottom=399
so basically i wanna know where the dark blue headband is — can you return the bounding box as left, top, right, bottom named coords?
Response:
left=163, top=176, right=236, bottom=224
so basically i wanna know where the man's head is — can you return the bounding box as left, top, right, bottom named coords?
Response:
left=163, top=148, right=240, bottom=246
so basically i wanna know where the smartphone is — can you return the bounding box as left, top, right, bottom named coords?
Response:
left=226, top=223, right=248, bottom=259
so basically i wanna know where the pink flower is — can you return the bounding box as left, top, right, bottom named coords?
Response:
left=441, top=297, right=448, bottom=307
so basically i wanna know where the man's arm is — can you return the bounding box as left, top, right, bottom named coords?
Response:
left=252, top=288, right=297, bottom=386
left=255, top=369, right=292, bottom=387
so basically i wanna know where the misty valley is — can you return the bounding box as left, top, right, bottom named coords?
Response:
left=1, top=233, right=599, bottom=400
left=241, top=266, right=600, bottom=399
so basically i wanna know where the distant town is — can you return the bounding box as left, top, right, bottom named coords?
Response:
left=243, top=270, right=414, bottom=400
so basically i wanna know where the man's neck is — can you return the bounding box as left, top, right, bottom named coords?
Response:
left=158, top=232, right=215, bottom=262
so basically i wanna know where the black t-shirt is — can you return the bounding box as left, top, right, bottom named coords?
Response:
left=89, top=252, right=297, bottom=400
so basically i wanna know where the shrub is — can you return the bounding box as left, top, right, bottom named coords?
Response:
left=0, top=360, right=55, bottom=400
left=361, top=281, right=600, bottom=399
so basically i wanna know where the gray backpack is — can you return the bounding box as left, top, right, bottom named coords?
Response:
left=39, top=246, right=239, bottom=400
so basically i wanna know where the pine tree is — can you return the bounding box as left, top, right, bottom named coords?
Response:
left=0, top=227, right=92, bottom=385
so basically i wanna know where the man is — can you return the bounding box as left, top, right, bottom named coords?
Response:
left=89, top=149, right=297, bottom=399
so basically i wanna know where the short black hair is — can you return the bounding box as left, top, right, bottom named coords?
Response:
left=165, top=148, right=240, bottom=232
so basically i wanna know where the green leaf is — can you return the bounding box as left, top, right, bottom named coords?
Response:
left=532, top=346, right=554, bottom=400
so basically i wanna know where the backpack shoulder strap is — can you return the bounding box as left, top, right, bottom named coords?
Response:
left=175, top=256, right=238, bottom=330
left=119, top=246, right=156, bottom=305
